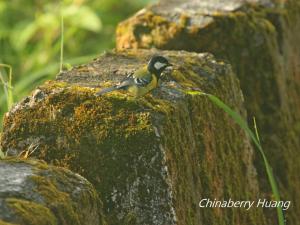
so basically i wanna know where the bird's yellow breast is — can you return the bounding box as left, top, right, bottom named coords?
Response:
left=128, top=74, right=158, bottom=98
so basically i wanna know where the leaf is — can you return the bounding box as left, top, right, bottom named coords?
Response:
left=0, top=64, right=13, bottom=110
left=10, top=21, right=38, bottom=50
left=62, top=5, right=102, bottom=32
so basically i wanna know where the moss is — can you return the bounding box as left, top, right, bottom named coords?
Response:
left=1, top=158, right=49, bottom=169
left=33, top=165, right=105, bottom=224
left=6, top=198, right=57, bottom=225
left=0, top=158, right=104, bottom=225
left=117, top=11, right=184, bottom=49
left=44, top=81, right=68, bottom=89
left=123, top=212, right=137, bottom=225
left=30, top=175, right=81, bottom=225
left=0, top=220, right=18, bottom=225
left=178, top=13, right=190, bottom=28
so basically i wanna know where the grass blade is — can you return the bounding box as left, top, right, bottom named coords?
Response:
left=0, top=64, right=14, bottom=110
left=253, top=117, right=261, bottom=144
left=60, top=13, right=64, bottom=73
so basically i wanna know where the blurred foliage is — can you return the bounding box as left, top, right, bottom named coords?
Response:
left=0, top=0, right=155, bottom=128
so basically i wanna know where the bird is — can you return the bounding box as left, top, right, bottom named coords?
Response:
left=95, top=55, right=172, bottom=98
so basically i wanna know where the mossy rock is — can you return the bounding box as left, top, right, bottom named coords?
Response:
left=0, top=159, right=106, bottom=225
left=117, top=1, right=300, bottom=224
left=1, top=49, right=269, bottom=224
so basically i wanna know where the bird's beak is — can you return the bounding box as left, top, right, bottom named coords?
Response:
left=161, top=63, right=173, bottom=77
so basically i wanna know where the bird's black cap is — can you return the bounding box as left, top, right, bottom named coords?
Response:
left=147, top=55, right=172, bottom=78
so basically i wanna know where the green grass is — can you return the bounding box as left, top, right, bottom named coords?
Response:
left=60, top=13, right=64, bottom=73
left=187, top=90, right=285, bottom=225
left=0, top=63, right=14, bottom=159
left=0, top=64, right=14, bottom=111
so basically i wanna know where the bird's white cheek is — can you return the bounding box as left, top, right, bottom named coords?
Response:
left=154, top=62, right=165, bottom=70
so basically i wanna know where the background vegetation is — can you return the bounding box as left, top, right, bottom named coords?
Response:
left=0, top=0, right=154, bottom=128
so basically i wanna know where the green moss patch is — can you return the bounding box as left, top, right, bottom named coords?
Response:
left=6, top=198, right=57, bottom=225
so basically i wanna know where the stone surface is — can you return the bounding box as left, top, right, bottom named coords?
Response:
left=117, top=1, right=300, bottom=224
left=0, top=159, right=105, bottom=225
left=1, top=49, right=267, bottom=224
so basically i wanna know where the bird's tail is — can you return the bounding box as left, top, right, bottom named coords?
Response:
left=95, top=86, right=119, bottom=96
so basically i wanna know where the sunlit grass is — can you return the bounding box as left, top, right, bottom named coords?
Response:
left=0, top=64, right=14, bottom=159
left=60, top=13, right=64, bottom=73
left=0, top=64, right=14, bottom=110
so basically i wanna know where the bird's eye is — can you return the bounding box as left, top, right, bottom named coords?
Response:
left=154, top=62, right=166, bottom=70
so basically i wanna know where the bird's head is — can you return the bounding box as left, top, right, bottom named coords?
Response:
left=147, top=55, right=172, bottom=78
